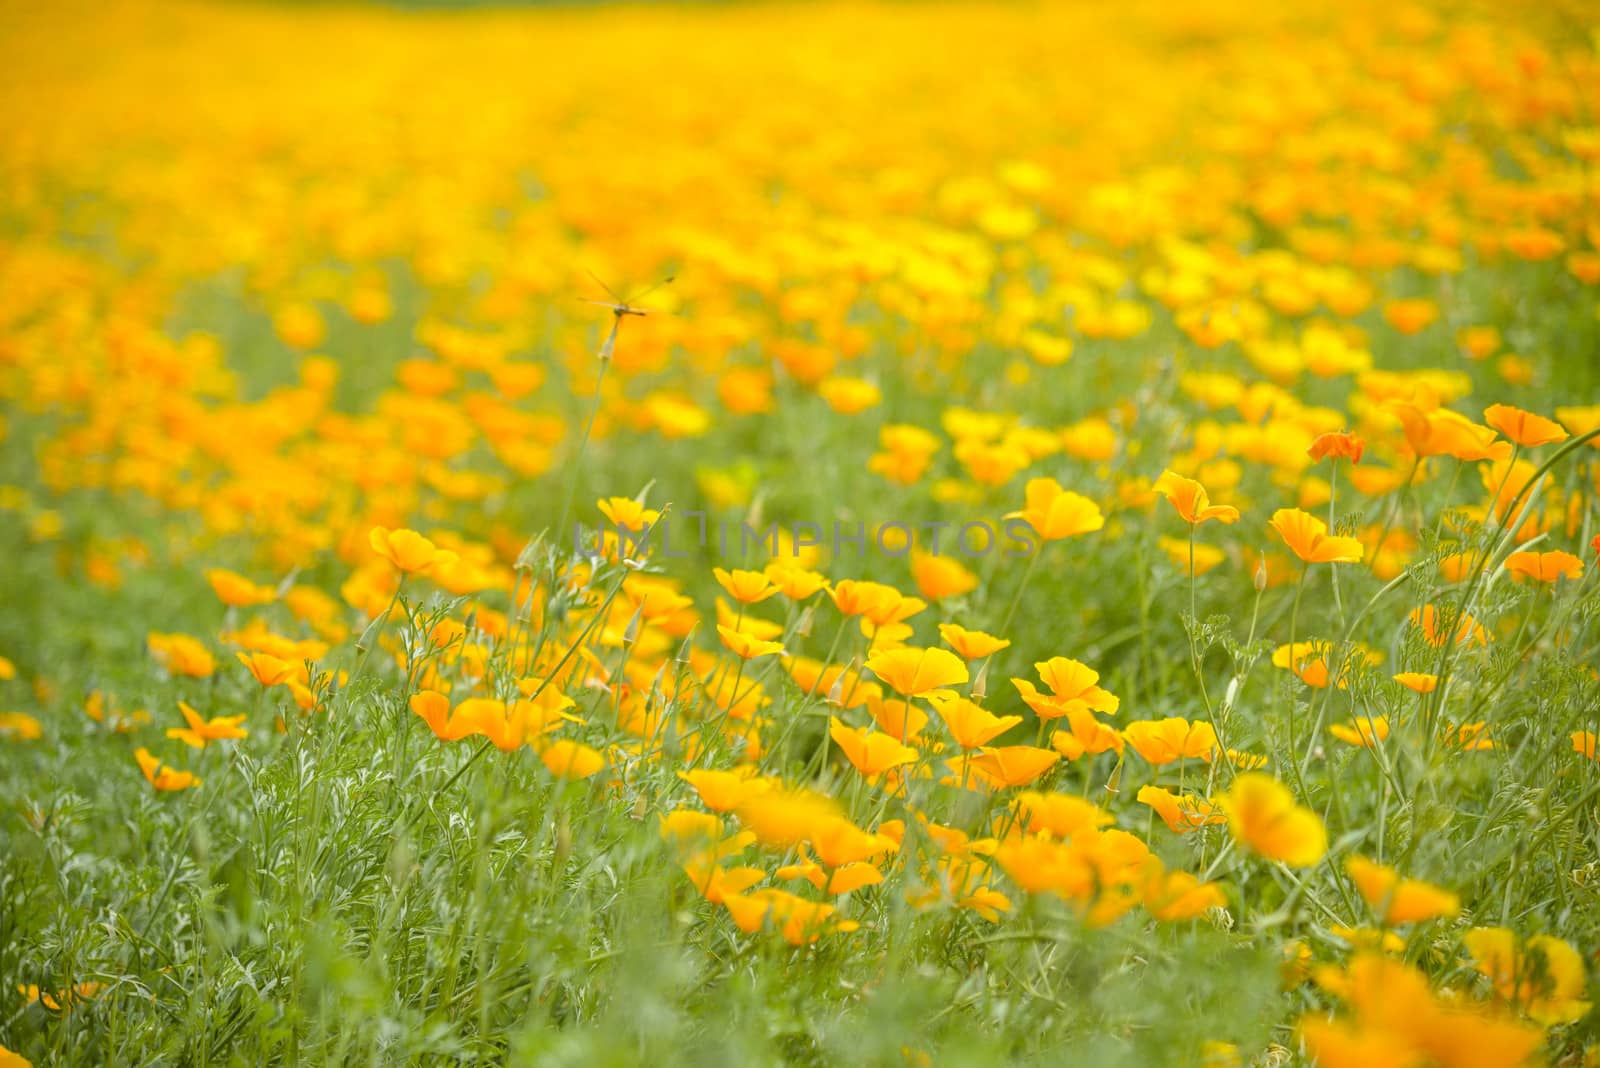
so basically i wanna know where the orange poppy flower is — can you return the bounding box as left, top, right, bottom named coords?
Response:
left=539, top=739, right=606, bottom=779
left=1464, top=927, right=1591, bottom=1026
left=829, top=579, right=910, bottom=621
left=1152, top=470, right=1239, bottom=525
left=237, top=650, right=295, bottom=687
left=775, top=845, right=883, bottom=895
left=862, top=690, right=929, bottom=742
left=1382, top=298, right=1438, bottom=334
left=865, top=646, right=968, bottom=697
left=1158, top=536, right=1226, bottom=576
left=1307, top=431, right=1365, bottom=464
left=734, top=788, right=844, bottom=850
left=1007, top=478, right=1105, bottom=541
left=910, top=552, right=978, bottom=601
left=1145, top=871, right=1227, bottom=921
left=716, top=625, right=784, bottom=660
left=659, top=809, right=733, bottom=849
left=967, top=745, right=1061, bottom=788
left=0, top=713, right=42, bottom=742
left=595, top=497, right=660, bottom=531
left=938, top=623, right=1011, bottom=659
left=817, top=375, right=881, bottom=414
left=368, top=526, right=457, bottom=574
left=1122, top=717, right=1217, bottom=764
left=1014, top=791, right=1114, bottom=837
left=1483, top=404, right=1568, bottom=447
left=1219, top=773, right=1326, bottom=868
left=721, top=888, right=857, bottom=945
left=165, top=701, right=247, bottom=748
left=1438, top=549, right=1487, bottom=583
left=828, top=717, right=918, bottom=777
left=1268, top=508, right=1365, bottom=565
left=1345, top=856, right=1459, bottom=924
left=1136, top=785, right=1225, bottom=833
left=1574, top=730, right=1598, bottom=761
left=273, top=302, right=324, bottom=349
left=147, top=632, right=217, bottom=678
left=1049, top=705, right=1126, bottom=757
left=1393, top=405, right=1512, bottom=463
left=678, top=768, right=771, bottom=812
left=1409, top=605, right=1489, bottom=647
left=1273, top=641, right=1378, bottom=689
left=135, top=747, right=201, bottom=791
left=807, top=815, right=897, bottom=869
left=451, top=698, right=528, bottom=751
left=1329, top=716, right=1389, bottom=747
left=763, top=560, right=829, bottom=600
left=1393, top=672, right=1438, bottom=693
left=205, top=568, right=276, bottom=607
left=934, top=696, right=1021, bottom=749
left=1012, top=656, right=1120, bottom=720
left=784, top=657, right=872, bottom=709
left=713, top=567, right=780, bottom=604
left=682, top=862, right=766, bottom=905
left=1505, top=549, right=1583, bottom=583
left=1457, top=325, right=1502, bottom=360
left=718, top=367, right=775, bottom=415
left=409, top=690, right=477, bottom=742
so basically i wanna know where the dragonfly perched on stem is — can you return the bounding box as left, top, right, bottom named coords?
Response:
left=583, top=271, right=674, bottom=361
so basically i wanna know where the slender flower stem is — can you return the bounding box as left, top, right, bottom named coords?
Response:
left=349, top=575, right=406, bottom=690
left=995, top=546, right=1044, bottom=637
left=1184, top=526, right=1228, bottom=773
left=1299, top=569, right=1412, bottom=781
left=555, top=351, right=612, bottom=549
left=1284, top=565, right=1312, bottom=800
left=1326, top=461, right=1343, bottom=625
left=1366, top=455, right=1422, bottom=577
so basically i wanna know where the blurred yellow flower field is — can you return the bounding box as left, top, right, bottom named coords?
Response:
left=2, top=1, right=1599, bottom=1064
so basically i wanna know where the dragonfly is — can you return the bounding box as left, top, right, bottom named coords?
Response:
left=583, top=271, right=675, bottom=361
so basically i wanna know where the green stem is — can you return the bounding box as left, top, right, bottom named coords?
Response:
left=1284, top=565, right=1312, bottom=801
left=995, top=545, right=1044, bottom=637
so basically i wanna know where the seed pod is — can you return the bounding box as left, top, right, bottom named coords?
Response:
left=554, top=808, right=572, bottom=863
left=514, top=533, right=546, bottom=572
left=1104, top=755, right=1123, bottom=797
left=826, top=673, right=845, bottom=707
left=971, top=659, right=989, bottom=701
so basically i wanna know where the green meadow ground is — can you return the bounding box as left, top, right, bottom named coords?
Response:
left=4, top=269, right=1599, bottom=1064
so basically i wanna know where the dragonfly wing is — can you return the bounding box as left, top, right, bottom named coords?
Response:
left=585, top=269, right=623, bottom=303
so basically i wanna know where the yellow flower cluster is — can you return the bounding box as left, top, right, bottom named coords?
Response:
left=2, top=0, right=1598, bottom=1063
